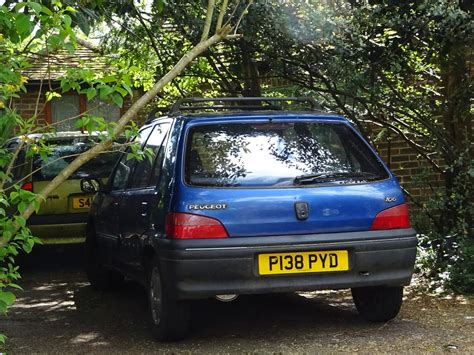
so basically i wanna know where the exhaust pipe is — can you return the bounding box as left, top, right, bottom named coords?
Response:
left=215, top=294, right=238, bottom=302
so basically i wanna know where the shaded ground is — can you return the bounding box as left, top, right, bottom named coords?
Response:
left=1, top=245, right=473, bottom=353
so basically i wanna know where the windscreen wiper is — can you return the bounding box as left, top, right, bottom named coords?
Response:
left=294, top=171, right=379, bottom=185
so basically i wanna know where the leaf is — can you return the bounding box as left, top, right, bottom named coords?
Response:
left=64, top=42, right=75, bottom=54
left=0, top=301, right=8, bottom=314
left=155, top=0, right=165, bottom=13
left=0, top=291, right=16, bottom=307
left=15, top=215, right=26, bottom=228
left=75, top=13, right=90, bottom=36
left=102, top=75, right=117, bottom=83
left=114, top=86, right=128, bottom=97
left=74, top=117, right=85, bottom=129
left=22, top=238, right=34, bottom=253
left=98, top=85, right=115, bottom=99
left=40, top=6, right=52, bottom=15
left=111, top=94, right=123, bottom=108
left=9, top=191, right=19, bottom=202
left=26, top=1, right=42, bottom=14
left=15, top=13, right=31, bottom=36
left=45, top=91, right=61, bottom=102
left=63, top=14, right=72, bottom=27
left=8, top=283, right=23, bottom=291
left=17, top=201, right=27, bottom=214
left=85, top=87, right=96, bottom=101
left=122, top=83, right=133, bottom=97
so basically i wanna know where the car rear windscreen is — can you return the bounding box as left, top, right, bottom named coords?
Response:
left=32, top=137, right=121, bottom=181
left=185, top=122, right=389, bottom=187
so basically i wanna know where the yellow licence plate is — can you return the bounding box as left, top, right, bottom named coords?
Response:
left=258, top=250, right=349, bottom=275
left=72, top=196, right=92, bottom=209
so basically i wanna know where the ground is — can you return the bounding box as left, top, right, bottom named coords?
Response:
left=1, top=245, right=473, bottom=353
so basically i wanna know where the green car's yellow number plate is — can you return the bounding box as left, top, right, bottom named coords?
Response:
left=72, top=196, right=92, bottom=209
left=258, top=250, right=349, bottom=275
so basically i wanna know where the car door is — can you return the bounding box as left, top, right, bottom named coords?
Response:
left=118, top=122, right=171, bottom=273
left=95, top=148, right=138, bottom=267
left=95, top=127, right=152, bottom=267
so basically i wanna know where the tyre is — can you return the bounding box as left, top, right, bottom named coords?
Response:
left=148, top=257, right=190, bottom=341
left=351, top=286, right=403, bottom=322
left=85, top=227, right=123, bottom=291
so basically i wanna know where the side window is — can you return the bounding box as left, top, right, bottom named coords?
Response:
left=129, top=123, right=170, bottom=189
left=110, top=126, right=153, bottom=191
left=111, top=153, right=136, bottom=190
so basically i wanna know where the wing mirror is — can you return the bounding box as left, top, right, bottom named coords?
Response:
left=80, top=178, right=103, bottom=194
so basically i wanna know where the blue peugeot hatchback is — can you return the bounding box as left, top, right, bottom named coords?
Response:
left=82, top=97, right=417, bottom=341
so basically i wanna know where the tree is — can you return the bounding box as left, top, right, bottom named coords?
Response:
left=83, top=0, right=473, bottom=292
left=252, top=0, right=473, bottom=292
left=154, top=0, right=472, bottom=292
left=0, top=0, right=251, bottom=344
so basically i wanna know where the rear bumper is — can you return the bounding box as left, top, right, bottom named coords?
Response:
left=156, top=229, right=417, bottom=300
left=28, top=213, right=88, bottom=244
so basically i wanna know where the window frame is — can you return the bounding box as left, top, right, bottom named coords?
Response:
left=45, top=93, right=125, bottom=125
left=128, top=122, right=171, bottom=191
left=108, top=125, right=154, bottom=192
left=182, top=120, right=391, bottom=189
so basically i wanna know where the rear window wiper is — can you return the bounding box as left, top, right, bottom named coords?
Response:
left=294, top=171, right=379, bottom=185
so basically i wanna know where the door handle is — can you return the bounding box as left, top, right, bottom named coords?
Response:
left=141, top=201, right=149, bottom=217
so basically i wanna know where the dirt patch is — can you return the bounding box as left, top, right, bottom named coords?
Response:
left=1, top=246, right=473, bottom=353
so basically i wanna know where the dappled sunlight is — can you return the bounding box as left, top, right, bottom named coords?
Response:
left=2, top=246, right=472, bottom=352
left=2, top=267, right=473, bottom=352
left=12, top=299, right=76, bottom=311
left=71, top=332, right=110, bottom=346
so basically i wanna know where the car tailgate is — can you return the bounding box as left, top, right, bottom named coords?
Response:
left=32, top=180, right=93, bottom=215
left=174, top=179, right=404, bottom=237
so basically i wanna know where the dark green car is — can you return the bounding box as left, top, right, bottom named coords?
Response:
left=6, top=132, right=121, bottom=244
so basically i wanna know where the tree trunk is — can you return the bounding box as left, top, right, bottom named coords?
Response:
left=240, top=39, right=261, bottom=97
left=440, top=40, right=473, bottom=236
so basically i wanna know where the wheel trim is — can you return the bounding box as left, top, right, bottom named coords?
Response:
left=149, top=267, right=162, bottom=325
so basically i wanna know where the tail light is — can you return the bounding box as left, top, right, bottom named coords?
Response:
left=165, top=212, right=229, bottom=239
left=371, top=203, right=411, bottom=230
left=20, top=182, right=33, bottom=192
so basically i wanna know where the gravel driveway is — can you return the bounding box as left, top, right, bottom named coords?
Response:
left=1, top=245, right=473, bottom=353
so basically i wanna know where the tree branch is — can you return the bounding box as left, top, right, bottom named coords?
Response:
left=216, top=0, right=229, bottom=30
left=201, top=0, right=216, bottom=42
left=232, top=1, right=252, bottom=35
left=76, top=37, right=102, bottom=53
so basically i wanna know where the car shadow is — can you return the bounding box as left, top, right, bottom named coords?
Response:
left=11, top=245, right=378, bottom=350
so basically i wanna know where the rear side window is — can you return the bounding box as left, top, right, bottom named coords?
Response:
left=185, top=122, right=388, bottom=187
left=129, top=123, right=170, bottom=189
left=32, top=137, right=121, bottom=181
left=110, top=126, right=153, bottom=190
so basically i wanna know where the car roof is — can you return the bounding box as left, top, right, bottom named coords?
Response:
left=184, top=110, right=345, bottom=120
left=12, top=131, right=105, bottom=141
left=149, top=111, right=347, bottom=125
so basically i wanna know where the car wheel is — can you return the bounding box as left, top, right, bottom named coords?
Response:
left=148, top=257, right=190, bottom=341
left=85, top=227, right=123, bottom=291
left=351, top=286, right=403, bottom=322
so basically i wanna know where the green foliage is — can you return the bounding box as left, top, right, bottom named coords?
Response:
left=413, top=152, right=474, bottom=294
left=238, top=0, right=473, bottom=293
left=0, top=0, right=135, bottom=345
left=1, top=0, right=238, bottom=346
